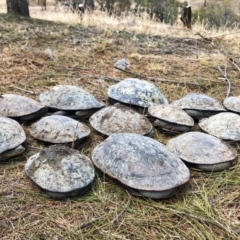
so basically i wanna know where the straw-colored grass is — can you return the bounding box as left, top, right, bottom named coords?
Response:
left=0, top=1, right=240, bottom=239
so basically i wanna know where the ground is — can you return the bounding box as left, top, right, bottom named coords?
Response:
left=0, top=1, right=240, bottom=239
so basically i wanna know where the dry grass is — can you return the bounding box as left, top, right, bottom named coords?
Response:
left=0, top=1, right=240, bottom=239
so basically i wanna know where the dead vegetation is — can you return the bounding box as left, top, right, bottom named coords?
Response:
left=0, top=4, right=240, bottom=239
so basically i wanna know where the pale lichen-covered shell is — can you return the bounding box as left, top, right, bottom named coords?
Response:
left=0, top=94, right=46, bottom=118
left=199, top=112, right=240, bottom=141
left=148, top=105, right=194, bottom=127
left=89, top=103, right=152, bottom=136
left=29, top=115, right=90, bottom=143
left=223, top=96, right=240, bottom=114
left=172, top=93, right=226, bottom=119
left=25, top=145, right=95, bottom=198
left=166, top=132, right=237, bottom=171
left=108, top=78, right=168, bottom=107
left=92, top=133, right=189, bottom=192
left=39, top=85, right=105, bottom=110
left=0, top=117, right=26, bottom=154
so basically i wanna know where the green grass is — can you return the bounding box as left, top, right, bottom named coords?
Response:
left=0, top=7, right=240, bottom=240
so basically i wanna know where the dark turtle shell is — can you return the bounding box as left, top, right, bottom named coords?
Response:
left=172, top=93, right=226, bottom=119
left=148, top=104, right=194, bottom=132
left=108, top=78, right=168, bottom=108
left=92, top=133, right=190, bottom=199
left=29, top=115, right=90, bottom=146
left=0, top=117, right=26, bottom=160
left=198, top=112, right=240, bottom=142
left=223, top=96, right=240, bottom=114
left=39, top=85, right=105, bottom=112
left=89, top=103, right=153, bottom=136
left=25, top=145, right=95, bottom=199
left=0, top=94, right=47, bottom=121
left=166, top=132, right=237, bottom=171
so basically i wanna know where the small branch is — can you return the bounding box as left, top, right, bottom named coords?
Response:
left=194, top=32, right=213, bottom=44
left=148, top=77, right=200, bottom=87
left=229, top=58, right=240, bottom=73
left=111, top=199, right=130, bottom=223
left=114, top=66, right=143, bottom=78
left=10, top=86, right=36, bottom=95
left=101, top=76, right=121, bottom=82
left=217, top=65, right=231, bottom=98
left=80, top=218, right=99, bottom=229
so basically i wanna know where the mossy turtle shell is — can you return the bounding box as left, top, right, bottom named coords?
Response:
left=148, top=104, right=194, bottom=132
left=25, top=145, right=95, bottom=199
left=0, top=117, right=26, bottom=160
left=108, top=78, right=168, bottom=108
left=166, top=131, right=237, bottom=171
left=223, top=96, right=240, bottom=114
left=39, top=85, right=105, bottom=111
left=89, top=103, right=152, bottom=136
left=171, top=93, right=226, bottom=119
left=0, top=94, right=47, bottom=121
left=92, top=133, right=190, bottom=198
left=198, top=112, right=240, bottom=141
left=29, top=115, right=90, bottom=144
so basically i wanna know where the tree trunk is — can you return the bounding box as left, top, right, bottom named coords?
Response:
left=6, top=0, right=30, bottom=17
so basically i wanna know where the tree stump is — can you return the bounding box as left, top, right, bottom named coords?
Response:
left=180, top=5, right=191, bottom=29
left=6, top=0, right=30, bottom=17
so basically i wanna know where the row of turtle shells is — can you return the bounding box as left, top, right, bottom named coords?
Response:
left=1, top=78, right=240, bottom=200
left=1, top=79, right=239, bottom=124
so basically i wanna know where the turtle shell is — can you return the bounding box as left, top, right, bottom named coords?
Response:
left=0, top=94, right=47, bottom=121
left=39, top=85, right=105, bottom=111
left=0, top=117, right=26, bottom=160
left=148, top=104, right=194, bottom=132
left=223, top=96, right=240, bottom=114
left=166, top=132, right=237, bottom=171
left=198, top=112, right=240, bottom=141
left=92, top=133, right=190, bottom=199
left=25, top=145, right=95, bottom=199
left=29, top=115, right=90, bottom=145
left=89, top=103, right=153, bottom=136
left=108, top=78, right=168, bottom=108
left=172, top=93, right=226, bottom=119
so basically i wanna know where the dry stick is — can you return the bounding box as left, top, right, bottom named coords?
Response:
left=111, top=199, right=131, bottom=223
left=114, top=66, right=143, bottom=78
left=217, top=65, right=231, bottom=98
left=194, top=32, right=213, bottom=43
left=80, top=218, right=99, bottom=229
left=148, top=77, right=201, bottom=87
left=101, top=76, right=121, bottom=82
left=114, top=67, right=203, bottom=87
left=10, top=86, right=36, bottom=95
left=229, top=58, right=240, bottom=72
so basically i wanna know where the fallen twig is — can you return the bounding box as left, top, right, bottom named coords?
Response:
left=112, top=199, right=131, bottom=223
left=80, top=218, right=99, bottom=229
left=217, top=65, right=231, bottom=98
left=101, top=76, right=121, bottom=82
left=10, top=86, right=36, bottom=95
left=229, top=58, right=240, bottom=73
left=148, top=77, right=200, bottom=87
left=114, top=66, right=143, bottom=78
left=194, top=32, right=213, bottom=43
